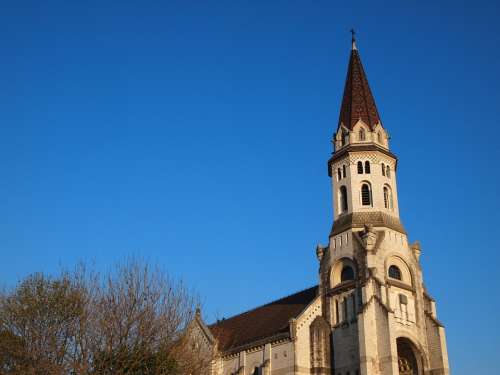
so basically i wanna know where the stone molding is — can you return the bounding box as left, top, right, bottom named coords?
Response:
left=326, top=280, right=356, bottom=296
left=219, top=333, right=290, bottom=358
left=423, top=290, right=435, bottom=302
left=424, top=311, right=444, bottom=328
left=386, top=278, right=415, bottom=292
left=331, top=211, right=406, bottom=236
left=330, top=151, right=396, bottom=171
left=327, top=143, right=398, bottom=176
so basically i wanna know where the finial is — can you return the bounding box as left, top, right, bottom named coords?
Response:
left=350, top=29, right=357, bottom=50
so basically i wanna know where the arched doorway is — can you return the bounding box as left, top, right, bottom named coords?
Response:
left=396, top=337, right=420, bottom=375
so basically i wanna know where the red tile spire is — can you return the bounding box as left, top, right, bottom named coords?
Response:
left=337, top=33, right=382, bottom=130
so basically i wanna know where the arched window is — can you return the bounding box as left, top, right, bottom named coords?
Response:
left=382, top=163, right=386, bottom=176
left=386, top=165, right=391, bottom=178
left=337, top=168, right=342, bottom=181
left=340, top=186, right=348, bottom=213
left=377, top=132, right=382, bottom=143
left=388, top=265, right=402, bottom=280
left=383, top=186, right=390, bottom=209
left=359, top=128, right=365, bottom=141
left=357, top=161, right=363, bottom=174
left=364, top=161, right=371, bottom=174
left=342, top=165, right=347, bottom=178
left=361, top=184, right=372, bottom=206
left=340, top=266, right=355, bottom=282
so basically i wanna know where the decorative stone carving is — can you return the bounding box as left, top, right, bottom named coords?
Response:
left=361, top=224, right=377, bottom=251
left=316, top=245, right=326, bottom=261
left=410, top=241, right=421, bottom=261
left=398, top=357, right=413, bottom=375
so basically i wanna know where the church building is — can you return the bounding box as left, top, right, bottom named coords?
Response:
left=193, top=36, right=450, bottom=375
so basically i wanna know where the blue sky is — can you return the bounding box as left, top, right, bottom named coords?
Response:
left=1, top=0, right=499, bottom=372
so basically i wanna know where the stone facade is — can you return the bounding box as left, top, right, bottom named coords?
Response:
left=192, top=39, right=450, bottom=375
left=198, top=295, right=325, bottom=375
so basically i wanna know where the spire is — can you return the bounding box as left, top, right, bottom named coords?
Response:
left=351, top=29, right=357, bottom=50
left=337, top=34, right=382, bottom=130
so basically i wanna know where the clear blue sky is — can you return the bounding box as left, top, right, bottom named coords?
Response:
left=1, top=1, right=499, bottom=372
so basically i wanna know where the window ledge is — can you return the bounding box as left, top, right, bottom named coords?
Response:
left=386, top=278, right=414, bottom=292
left=328, top=280, right=356, bottom=295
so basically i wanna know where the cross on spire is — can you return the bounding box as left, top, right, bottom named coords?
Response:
left=350, top=29, right=357, bottom=50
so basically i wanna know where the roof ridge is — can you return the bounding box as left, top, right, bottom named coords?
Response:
left=209, top=285, right=317, bottom=326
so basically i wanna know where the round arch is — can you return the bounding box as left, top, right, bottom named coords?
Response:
left=385, top=255, right=413, bottom=287
left=330, top=257, right=358, bottom=287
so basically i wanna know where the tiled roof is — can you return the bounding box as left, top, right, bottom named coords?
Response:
left=338, top=45, right=382, bottom=130
left=208, top=286, right=318, bottom=353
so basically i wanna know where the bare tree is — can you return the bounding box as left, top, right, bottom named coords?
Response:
left=0, top=272, right=86, bottom=375
left=88, top=259, right=201, bottom=375
left=0, top=259, right=212, bottom=375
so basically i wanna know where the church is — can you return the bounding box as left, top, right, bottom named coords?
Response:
left=191, top=36, right=450, bottom=375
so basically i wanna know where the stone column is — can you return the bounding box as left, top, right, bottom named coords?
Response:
left=239, top=350, right=246, bottom=375
left=263, top=343, right=271, bottom=375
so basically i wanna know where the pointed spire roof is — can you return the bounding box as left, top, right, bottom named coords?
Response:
left=337, top=34, right=382, bottom=130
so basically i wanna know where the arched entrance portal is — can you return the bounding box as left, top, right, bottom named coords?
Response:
left=396, top=338, right=420, bottom=375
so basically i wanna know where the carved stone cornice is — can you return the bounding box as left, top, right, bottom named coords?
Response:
left=327, top=280, right=356, bottom=296
left=328, top=143, right=398, bottom=176
left=386, top=278, right=415, bottom=292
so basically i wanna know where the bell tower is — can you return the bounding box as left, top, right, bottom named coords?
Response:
left=329, top=34, right=401, bottom=229
left=316, top=35, right=450, bottom=375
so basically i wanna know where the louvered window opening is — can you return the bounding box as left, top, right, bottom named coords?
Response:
left=340, top=186, right=348, bottom=213
left=384, top=187, right=389, bottom=209
left=361, top=184, right=371, bottom=206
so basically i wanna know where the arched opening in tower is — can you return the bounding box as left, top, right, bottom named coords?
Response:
left=396, top=337, right=420, bottom=375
